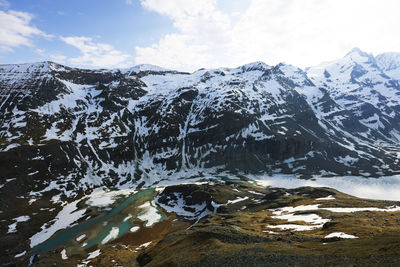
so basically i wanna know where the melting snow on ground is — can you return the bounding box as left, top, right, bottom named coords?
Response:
left=87, top=249, right=101, bottom=259
left=322, top=206, right=400, bottom=213
left=76, top=234, right=86, bottom=242
left=271, top=212, right=330, bottom=225
left=267, top=203, right=400, bottom=232
left=137, top=201, right=163, bottom=227
left=155, top=192, right=219, bottom=221
left=30, top=200, right=86, bottom=247
left=316, top=195, right=335, bottom=200
left=101, top=227, right=119, bottom=245
left=14, top=251, right=26, bottom=258
left=77, top=249, right=101, bottom=266
left=130, top=226, right=140, bottom=232
left=7, top=215, right=30, bottom=233
left=123, top=214, right=132, bottom=222
left=225, top=196, right=249, bottom=205
left=268, top=204, right=330, bottom=231
left=85, top=189, right=136, bottom=207
left=61, top=249, right=68, bottom=260
left=325, top=232, right=358, bottom=239
left=132, top=241, right=153, bottom=252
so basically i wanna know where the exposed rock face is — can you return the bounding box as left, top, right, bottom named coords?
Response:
left=0, top=50, right=400, bottom=202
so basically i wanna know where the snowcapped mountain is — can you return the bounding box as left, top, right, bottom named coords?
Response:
left=2, top=50, right=400, bottom=264
left=307, top=48, right=400, bottom=142
left=0, top=51, right=400, bottom=203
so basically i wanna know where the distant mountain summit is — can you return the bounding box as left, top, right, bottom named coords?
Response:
left=307, top=48, right=400, bottom=143
left=376, top=52, right=400, bottom=80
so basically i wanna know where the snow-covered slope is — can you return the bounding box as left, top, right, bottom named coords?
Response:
left=1, top=56, right=400, bottom=264
left=307, top=48, right=400, bottom=143
left=376, top=52, right=400, bottom=80
left=0, top=55, right=399, bottom=204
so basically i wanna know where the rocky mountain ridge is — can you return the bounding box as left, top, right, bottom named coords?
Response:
left=0, top=49, right=400, bottom=203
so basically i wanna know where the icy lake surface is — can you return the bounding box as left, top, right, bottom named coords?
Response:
left=253, top=175, right=400, bottom=201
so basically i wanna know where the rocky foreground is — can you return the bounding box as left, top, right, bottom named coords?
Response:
left=6, top=178, right=400, bottom=266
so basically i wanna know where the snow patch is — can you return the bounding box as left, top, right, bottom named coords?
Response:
left=101, top=227, right=119, bottom=245
left=85, top=189, right=136, bottom=207
left=7, top=215, right=30, bottom=233
left=30, top=200, right=86, bottom=248
left=137, top=201, right=162, bottom=227
left=76, top=234, right=86, bottom=242
left=130, top=226, right=140, bottom=232
left=226, top=196, right=249, bottom=205
left=325, top=232, right=358, bottom=239
left=156, top=192, right=219, bottom=221
left=61, top=249, right=68, bottom=260
left=14, top=251, right=26, bottom=258
left=316, top=195, right=335, bottom=201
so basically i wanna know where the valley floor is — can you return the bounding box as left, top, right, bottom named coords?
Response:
left=2, top=176, right=400, bottom=266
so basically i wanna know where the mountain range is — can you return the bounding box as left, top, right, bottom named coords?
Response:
left=2, top=47, right=400, bottom=265
left=1, top=48, right=400, bottom=199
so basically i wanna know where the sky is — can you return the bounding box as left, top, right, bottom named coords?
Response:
left=0, top=0, right=399, bottom=71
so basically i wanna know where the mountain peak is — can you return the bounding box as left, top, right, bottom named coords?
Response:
left=127, top=64, right=171, bottom=75
left=344, top=47, right=374, bottom=61
left=346, top=47, right=363, bottom=55
left=238, top=61, right=271, bottom=72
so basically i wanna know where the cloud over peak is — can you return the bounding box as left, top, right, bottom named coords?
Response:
left=60, top=36, right=131, bottom=68
left=135, top=0, right=400, bottom=72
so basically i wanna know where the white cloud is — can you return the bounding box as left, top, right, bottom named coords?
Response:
left=136, top=0, right=400, bottom=71
left=126, top=0, right=133, bottom=5
left=60, top=36, right=131, bottom=68
left=35, top=48, right=45, bottom=55
left=136, top=0, right=231, bottom=71
left=0, top=0, right=10, bottom=9
left=0, top=9, right=51, bottom=52
left=140, top=0, right=217, bottom=19
left=229, top=0, right=400, bottom=68
left=136, top=34, right=217, bottom=71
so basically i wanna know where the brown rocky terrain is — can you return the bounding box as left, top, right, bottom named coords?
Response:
left=7, top=178, right=399, bottom=267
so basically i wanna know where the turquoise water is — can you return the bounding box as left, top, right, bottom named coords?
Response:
left=32, top=188, right=158, bottom=253
left=32, top=177, right=252, bottom=253
left=84, top=197, right=165, bottom=248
